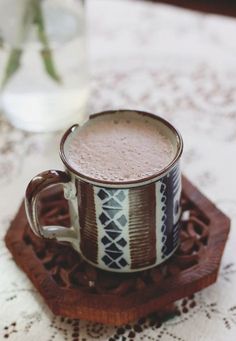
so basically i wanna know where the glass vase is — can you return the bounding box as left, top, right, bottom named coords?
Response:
left=0, top=0, right=89, bottom=132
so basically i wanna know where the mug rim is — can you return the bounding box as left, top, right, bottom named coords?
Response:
left=60, top=109, right=183, bottom=188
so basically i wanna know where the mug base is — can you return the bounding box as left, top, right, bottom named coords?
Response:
left=72, top=242, right=180, bottom=273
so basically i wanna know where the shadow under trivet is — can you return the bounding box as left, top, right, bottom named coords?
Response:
left=5, top=176, right=230, bottom=325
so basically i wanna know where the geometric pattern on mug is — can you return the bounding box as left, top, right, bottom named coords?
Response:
left=172, top=165, right=181, bottom=249
left=95, top=188, right=130, bottom=270
left=162, top=164, right=181, bottom=258
left=159, top=179, right=168, bottom=259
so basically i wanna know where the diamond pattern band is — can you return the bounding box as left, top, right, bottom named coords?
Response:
left=94, top=188, right=130, bottom=270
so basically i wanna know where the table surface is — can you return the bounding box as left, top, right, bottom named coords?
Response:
left=1, top=0, right=236, bottom=340
left=155, top=0, right=236, bottom=18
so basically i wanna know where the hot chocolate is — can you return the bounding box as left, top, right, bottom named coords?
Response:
left=65, top=111, right=175, bottom=182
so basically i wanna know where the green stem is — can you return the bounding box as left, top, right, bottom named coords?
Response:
left=1, top=0, right=33, bottom=90
left=40, top=49, right=61, bottom=82
left=1, top=49, right=22, bottom=89
left=32, top=0, right=61, bottom=83
left=0, top=35, right=3, bottom=48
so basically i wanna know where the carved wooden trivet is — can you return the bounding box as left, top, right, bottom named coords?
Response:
left=5, top=176, right=230, bottom=325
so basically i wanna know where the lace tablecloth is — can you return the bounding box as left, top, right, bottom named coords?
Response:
left=1, top=0, right=236, bottom=340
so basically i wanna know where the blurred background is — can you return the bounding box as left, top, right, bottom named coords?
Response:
left=0, top=0, right=235, bottom=133
left=0, top=0, right=236, bottom=133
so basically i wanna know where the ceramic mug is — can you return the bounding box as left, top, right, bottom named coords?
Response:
left=25, top=110, right=183, bottom=272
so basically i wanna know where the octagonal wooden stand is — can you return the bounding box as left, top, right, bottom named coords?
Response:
left=5, top=177, right=230, bottom=325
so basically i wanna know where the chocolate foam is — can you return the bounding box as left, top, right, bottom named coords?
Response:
left=65, top=111, right=175, bottom=182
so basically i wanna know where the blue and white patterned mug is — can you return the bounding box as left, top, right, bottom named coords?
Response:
left=25, top=110, right=183, bottom=272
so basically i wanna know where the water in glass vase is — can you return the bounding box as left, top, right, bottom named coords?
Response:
left=0, top=0, right=89, bottom=132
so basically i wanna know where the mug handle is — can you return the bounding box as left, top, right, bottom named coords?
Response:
left=25, top=170, right=77, bottom=243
